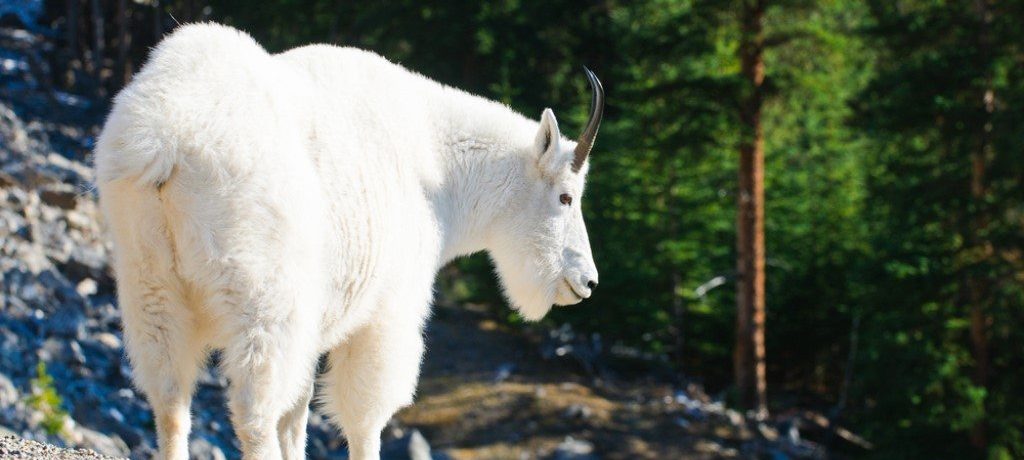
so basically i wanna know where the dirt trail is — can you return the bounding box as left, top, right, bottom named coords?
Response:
left=397, top=303, right=721, bottom=459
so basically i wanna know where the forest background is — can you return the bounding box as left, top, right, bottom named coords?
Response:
left=8, top=0, right=1024, bottom=458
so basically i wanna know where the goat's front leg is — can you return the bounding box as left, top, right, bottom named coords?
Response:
left=321, top=304, right=427, bottom=460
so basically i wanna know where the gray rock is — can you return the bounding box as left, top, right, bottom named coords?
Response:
left=0, top=373, right=18, bottom=408
left=563, top=404, right=592, bottom=420
left=0, top=170, right=18, bottom=187
left=90, top=333, right=121, bottom=350
left=70, top=425, right=130, bottom=458
left=551, top=436, right=597, bottom=460
left=74, top=278, right=97, bottom=297
left=408, top=429, right=431, bottom=460
left=47, top=307, right=87, bottom=339
left=189, top=436, right=227, bottom=460
left=68, top=341, right=86, bottom=365
left=65, top=246, right=110, bottom=285
left=128, top=443, right=157, bottom=460
left=493, top=362, right=514, bottom=383
left=39, top=185, right=79, bottom=210
left=381, top=428, right=443, bottom=460
left=38, top=338, right=68, bottom=362
left=37, top=269, right=79, bottom=303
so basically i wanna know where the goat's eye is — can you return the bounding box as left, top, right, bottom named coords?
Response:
left=559, top=193, right=573, bottom=206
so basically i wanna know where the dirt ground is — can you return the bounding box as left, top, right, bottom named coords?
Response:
left=396, top=303, right=741, bottom=459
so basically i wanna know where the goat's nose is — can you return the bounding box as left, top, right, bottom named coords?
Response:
left=587, top=280, right=598, bottom=290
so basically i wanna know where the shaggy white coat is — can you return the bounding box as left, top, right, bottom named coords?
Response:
left=94, top=23, right=599, bottom=460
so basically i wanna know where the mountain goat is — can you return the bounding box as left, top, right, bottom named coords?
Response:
left=95, top=23, right=602, bottom=460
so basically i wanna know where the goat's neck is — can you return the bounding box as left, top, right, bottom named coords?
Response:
left=430, top=95, right=535, bottom=265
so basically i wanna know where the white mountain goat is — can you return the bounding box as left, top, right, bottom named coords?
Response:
left=95, top=23, right=602, bottom=460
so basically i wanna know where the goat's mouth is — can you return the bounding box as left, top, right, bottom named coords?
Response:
left=559, top=279, right=584, bottom=304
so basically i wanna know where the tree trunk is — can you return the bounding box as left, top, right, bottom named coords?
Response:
left=66, top=0, right=79, bottom=57
left=89, top=0, right=104, bottom=87
left=968, top=0, right=993, bottom=450
left=64, top=0, right=80, bottom=88
left=671, top=270, right=686, bottom=369
left=115, top=0, right=131, bottom=88
left=665, top=150, right=686, bottom=370
left=966, top=93, right=993, bottom=450
left=734, top=0, right=768, bottom=417
left=153, top=0, right=163, bottom=42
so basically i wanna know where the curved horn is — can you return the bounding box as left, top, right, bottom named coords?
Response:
left=572, top=66, right=604, bottom=173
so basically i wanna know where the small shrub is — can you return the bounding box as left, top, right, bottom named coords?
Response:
left=26, top=361, right=68, bottom=436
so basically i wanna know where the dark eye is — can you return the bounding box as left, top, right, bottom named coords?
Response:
left=559, top=193, right=573, bottom=206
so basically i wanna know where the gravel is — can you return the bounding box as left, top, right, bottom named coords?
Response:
left=0, top=435, right=124, bottom=460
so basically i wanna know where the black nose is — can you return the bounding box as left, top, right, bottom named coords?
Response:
left=587, top=280, right=598, bottom=290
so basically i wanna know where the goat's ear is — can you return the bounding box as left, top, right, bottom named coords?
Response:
left=534, top=108, right=570, bottom=179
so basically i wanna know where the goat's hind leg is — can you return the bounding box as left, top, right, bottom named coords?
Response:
left=215, top=282, right=320, bottom=460
left=103, top=181, right=207, bottom=460
left=277, top=381, right=314, bottom=460
left=121, top=278, right=206, bottom=460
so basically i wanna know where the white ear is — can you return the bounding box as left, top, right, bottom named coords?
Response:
left=535, top=108, right=570, bottom=179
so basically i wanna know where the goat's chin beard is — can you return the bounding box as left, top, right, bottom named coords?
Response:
left=495, top=267, right=557, bottom=322
left=499, top=270, right=557, bottom=321
left=509, top=280, right=582, bottom=320
left=509, top=292, right=555, bottom=322
left=489, top=249, right=559, bottom=321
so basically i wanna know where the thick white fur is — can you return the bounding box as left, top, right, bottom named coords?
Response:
left=94, top=23, right=599, bottom=460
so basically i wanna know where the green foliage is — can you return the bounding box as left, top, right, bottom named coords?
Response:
left=195, top=0, right=1024, bottom=456
left=27, top=362, right=68, bottom=436
left=850, top=1, right=1024, bottom=457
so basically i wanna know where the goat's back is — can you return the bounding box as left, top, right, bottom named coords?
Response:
left=95, top=23, right=443, bottom=348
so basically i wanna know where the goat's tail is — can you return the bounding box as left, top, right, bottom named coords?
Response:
left=93, top=90, right=182, bottom=188
left=94, top=22, right=264, bottom=188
